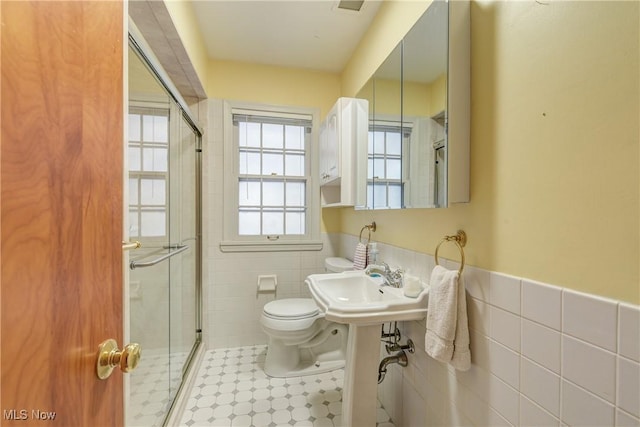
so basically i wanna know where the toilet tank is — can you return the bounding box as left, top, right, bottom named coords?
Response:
left=324, top=257, right=353, bottom=273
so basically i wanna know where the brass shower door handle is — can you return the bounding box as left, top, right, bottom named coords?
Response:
left=122, top=241, right=141, bottom=251
left=96, top=339, right=141, bottom=380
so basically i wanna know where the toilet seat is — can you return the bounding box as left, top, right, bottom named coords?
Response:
left=263, top=298, right=319, bottom=320
left=261, top=298, right=323, bottom=332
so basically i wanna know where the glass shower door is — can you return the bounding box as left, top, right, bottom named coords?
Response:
left=127, top=40, right=202, bottom=427
left=167, top=112, right=199, bottom=404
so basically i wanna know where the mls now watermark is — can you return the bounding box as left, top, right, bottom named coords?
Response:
left=3, top=409, right=57, bottom=421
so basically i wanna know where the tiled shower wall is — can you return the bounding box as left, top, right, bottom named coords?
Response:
left=337, top=233, right=640, bottom=427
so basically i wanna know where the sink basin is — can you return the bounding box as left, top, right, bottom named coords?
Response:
left=305, top=271, right=428, bottom=325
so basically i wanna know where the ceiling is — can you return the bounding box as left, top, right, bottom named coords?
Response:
left=191, top=0, right=383, bottom=73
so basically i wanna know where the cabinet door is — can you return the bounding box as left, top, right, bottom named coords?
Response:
left=324, top=109, right=339, bottom=182
left=319, top=119, right=329, bottom=182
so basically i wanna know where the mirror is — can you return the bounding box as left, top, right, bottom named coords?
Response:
left=356, top=0, right=469, bottom=209
left=363, top=43, right=403, bottom=209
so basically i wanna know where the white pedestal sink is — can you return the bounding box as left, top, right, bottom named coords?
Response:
left=305, top=271, right=428, bottom=426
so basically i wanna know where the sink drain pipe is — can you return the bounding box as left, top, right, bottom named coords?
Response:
left=377, top=350, right=408, bottom=384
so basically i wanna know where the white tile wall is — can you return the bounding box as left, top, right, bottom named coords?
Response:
left=618, top=356, right=640, bottom=418
left=521, top=318, right=561, bottom=374
left=331, top=235, right=640, bottom=427
left=563, top=288, right=619, bottom=352
left=620, top=303, right=640, bottom=363
left=521, top=279, right=562, bottom=330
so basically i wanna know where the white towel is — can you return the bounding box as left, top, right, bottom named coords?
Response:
left=352, top=242, right=368, bottom=270
left=425, top=265, right=471, bottom=371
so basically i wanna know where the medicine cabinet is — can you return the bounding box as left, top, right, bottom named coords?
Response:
left=356, top=0, right=470, bottom=209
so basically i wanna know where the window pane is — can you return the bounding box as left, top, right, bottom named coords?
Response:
left=153, top=116, right=168, bottom=143
left=129, top=210, right=139, bottom=237
left=373, top=131, right=385, bottom=154
left=153, top=147, right=168, bottom=171
left=141, top=115, right=168, bottom=143
left=285, top=182, right=305, bottom=207
left=285, top=126, right=304, bottom=150
left=263, top=181, right=284, bottom=206
left=263, top=211, right=284, bottom=235
left=140, top=178, right=166, bottom=205
left=263, top=124, right=283, bottom=149
left=286, top=212, right=305, bottom=235
left=263, top=153, right=283, bottom=175
left=387, top=159, right=401, bottom=180
left=128, top=114, right=141, bottom=141
left=387, top=132, right=402, bottom=155
left=367, top=184, right=374, bottom=209
left=239, top=122, right=261, bottom=148
left=367, top=158, right=374, bottom=179
left=141, top=210, right=166, bottom=236
left=239, top=210, right=260, bottom=235
left=239, top=151, right=261, bottom=175
left=129, top=178, right=138, bottom=205
left=285, top=153, right=304, bottom=176
left=238, top=180, right=261, bottom=206
left=143, top=115, right=154, bottom=141
left=373, top=158, right=385, bottom=179
left=389, top=184, right=402, bottom=209
left=368, top=132, right=374, bottom=153
left=129, top=147, right=141, bottom=171
left=143, top=147, right=167, bottom=172
left=373, top=184, right=387, bottom=208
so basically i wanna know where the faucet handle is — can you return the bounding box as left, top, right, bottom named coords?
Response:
left=389, top=267, right=405, bottom=287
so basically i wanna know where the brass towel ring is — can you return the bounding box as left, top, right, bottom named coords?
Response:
left=434, top=230, right=467, bottom=275
left=359, top=221, right=377, bottom=244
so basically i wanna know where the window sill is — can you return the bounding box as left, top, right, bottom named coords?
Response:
left=219, top=240, right=323, bottom=253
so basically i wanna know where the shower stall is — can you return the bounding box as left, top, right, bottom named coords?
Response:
left=126, top=28, right=202, bottom=427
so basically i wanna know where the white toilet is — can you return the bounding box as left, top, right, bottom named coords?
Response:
left=260, top=257, right=353, bottom=378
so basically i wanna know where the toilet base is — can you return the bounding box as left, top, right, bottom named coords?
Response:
left=264, top=355, right=345, bottom=378
left=262, top=324, right=348, bottom=378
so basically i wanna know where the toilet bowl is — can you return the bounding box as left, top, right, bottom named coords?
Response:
left=260, top=257, right=352, bottom=378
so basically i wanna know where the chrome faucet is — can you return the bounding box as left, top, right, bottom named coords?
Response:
left=365, top=262, right=404, bottom=288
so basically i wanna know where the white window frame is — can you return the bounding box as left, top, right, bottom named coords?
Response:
left=367, top=118, right=412, bottom=209
left=128, top=100, right=172, bottom=243
left=220, top=101, right=322, bottom=252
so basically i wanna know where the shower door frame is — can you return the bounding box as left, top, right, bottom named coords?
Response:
left=127, top=20, right=203, bottom=426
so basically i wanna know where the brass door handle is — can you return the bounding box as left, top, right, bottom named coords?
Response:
left=96, top=339, right=141, bottom=380
left=122, top=241, right=141, bottom=251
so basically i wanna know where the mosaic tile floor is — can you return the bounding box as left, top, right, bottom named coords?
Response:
left=179, top=345, right=395, bottom=427
left=129, top=351, right=190, bottom=427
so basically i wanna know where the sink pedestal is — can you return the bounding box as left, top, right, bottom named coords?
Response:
left=341, top=324, right=381, bottom=427
left=306, top=271, right=428, bottom=426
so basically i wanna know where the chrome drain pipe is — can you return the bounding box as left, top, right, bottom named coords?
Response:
left=377, top=350, right=408, bottom=384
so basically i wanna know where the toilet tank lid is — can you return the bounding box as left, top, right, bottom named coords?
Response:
left=263, top=298, right=319, bottom=318
left=325, top=257, right=353, bottom=272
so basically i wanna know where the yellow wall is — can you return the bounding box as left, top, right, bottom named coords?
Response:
left=206, top=59, right=342, bottom=232
left=374, top=78, right=403, bottom=117
left=428, top=74, right=446, bottom=115
left=207, top=60, right=341, bottom=119
left=341, top=0, right=431, bottom=97
left=339, top=0, right=639, bottom=304
left=164, top=0, right=209, bottom=95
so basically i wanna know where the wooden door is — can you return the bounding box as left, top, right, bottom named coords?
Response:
left=1, top=2, right=124, bottom=426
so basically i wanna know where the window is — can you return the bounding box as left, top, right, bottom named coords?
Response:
left=221, top=103, right=322, bottom=252
left=367, top=122, right=410, bottom=209
left=128, top=107, right=169, bottom=239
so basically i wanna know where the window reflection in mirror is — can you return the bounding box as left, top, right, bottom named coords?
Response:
left=356, top=0, right=448, bottom=210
